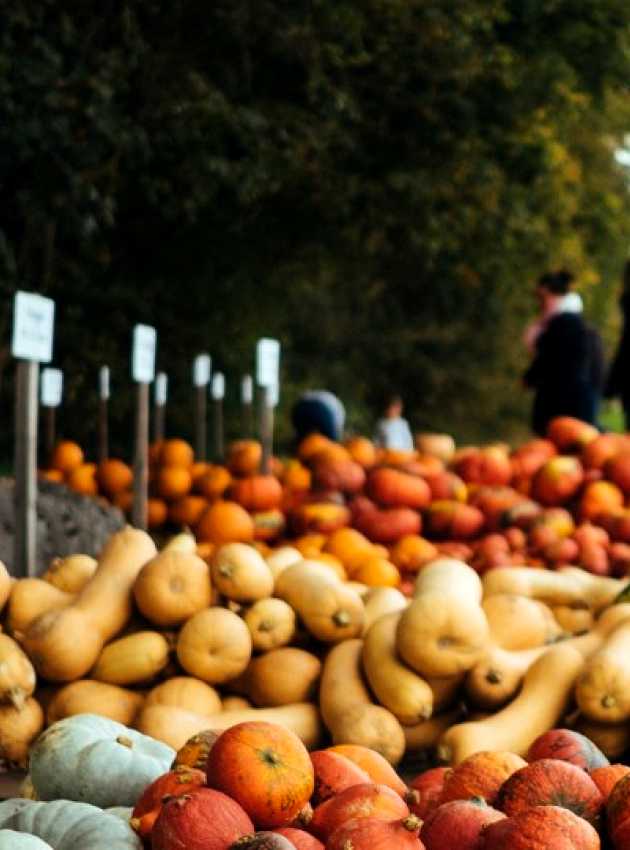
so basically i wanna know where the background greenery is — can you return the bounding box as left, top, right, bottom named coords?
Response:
left=2, top=0, right=630, bottom=461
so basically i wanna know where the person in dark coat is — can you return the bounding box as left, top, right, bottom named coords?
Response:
left=605, top=260, right=630, bottom=428
left=524, top=271, right=601, bottom=435
left=291, top=390, right=346, bottom=443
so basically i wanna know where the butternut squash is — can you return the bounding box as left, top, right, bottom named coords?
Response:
left=133, top=550, right=212, bottom=627
left=275, top=561, right=364, bottom=643
left=41, top=554, right=97, bottom=594
left=0, top=562, right=11, bottom=616
left=0, top=634, right=36, bottom=709
left=572, top=716, right=630, bottom=760
left=246, top=647, right=322, bottom=707
left=482, top=566, right=621, bottom=612
left=465, top=602, right=630, bottom=710
left=396, top=591, right=490, bottom=678
left=20, top=527, right=157, bottom=681
left=481, top=594, right=561, bottom=650
left=0, top=697, right=44, bottom=767
left=319, top=639, right=406, bottom=765
left=145, top=676, right=222, bottom=715
left=404, top=708, right=465, bottom=752
left=221, top=695, right=252, bottom=711
left=46, top=680, right=144, bottom=726
left=362, top=587, right=407, bottom=635
left=177, top=607, right=252, bottom=684
left=345, top=581, right=370, bottom=598
left=575, top=619, right=630, bottom=723
left=362, top=611, right=433, bottom=724
left=135, top=702, right=323, bottom=750
left=552, top=605, right=594, bottom=635
left=211, top=543, right=274, bottom=603
left=91, top=631, right=170, bottom=685
left=438, top=643, right=585, bottom=764
left=414, top=558, right=482, bottom=603
left=243, top=598, right=296, bottom=651
left=266, top=546, right=302, bottom=582
left=162, top=530, right=198, bottom=554
left=7, top=579, right=73, bottom=638
left=429, top=674, right=464, bottom=712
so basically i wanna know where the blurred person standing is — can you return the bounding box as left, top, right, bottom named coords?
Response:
left=374, top=394, right=414, bottom=451
left=605, top=260, right=630, bottom=428
left=524, top=270, right=602, bottom=435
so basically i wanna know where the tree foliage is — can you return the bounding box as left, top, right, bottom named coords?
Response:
left=1, top=0, right=630, bottom=457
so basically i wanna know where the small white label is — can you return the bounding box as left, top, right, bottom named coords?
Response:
left=132, top=324, right=157, bottom=383
left=12, top=291, right=55, bottom=363
left=241, top=374, right=253, bottom=404
left=211, top=372, right=225, bottom=400
left=99, top=366, right=110, bottom=400
left=40, top=368, right=63, bottom=407
left=256, top=338, right=280, bottom=385
left=193, top=353, right=211, bottom=387
left=155, top=372, right=168, bottom=405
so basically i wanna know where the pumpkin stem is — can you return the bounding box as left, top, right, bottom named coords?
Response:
left=342, top=842, right=354, bottom=850
left=403, top=814, right=422, bottom=832
left=219, top=564, right=234, bottom=577
left=436, top=742, right=451, bottom=763
left=333, top=609, right=351, bottom=627
left=259, top=619, right=274, bottom=632
left=486, top=668, right=502, bottom=684
left=116, top=735, right=134, bottom=749
left=602, top=694, right=616, bottom=708
left=8, top=687, right=25, bottom=711
left=130, top=817, right=141, bottom=832
left=405, top=788, right=420, bottom=806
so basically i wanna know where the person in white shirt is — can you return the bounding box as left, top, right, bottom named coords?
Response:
left=374, top=395, right=414, bottom=451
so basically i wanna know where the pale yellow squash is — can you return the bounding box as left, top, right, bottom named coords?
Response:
left=41, top=554, right=97, bottom=594
left=177, top=607, right=252, bottom=684
left=362, top=586, right=408, bottom=635
left=91, top=630, right=170, bottom=685
left=414, top=558, right=482, bottom=603
left=46, top=680, right=144, bottom=726
left=243, top=597, right=296, bottom=651
left=482, top=594, right=561, bottom=650
left=133, top=550, right=212, bottom=627
left=246, top=647, right=322, bottom=707
left=145, top=676, right=222, bottom=715
left=211, top=543, right=274, bottom=603
left=7, top=579, right=73, bottom=638
left=0, top=634, right=36, bottom=709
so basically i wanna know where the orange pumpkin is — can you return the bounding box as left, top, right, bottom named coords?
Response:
left=367, top=468, right=431, bottom=510
left=147, top=497, right=169, bottom=529
left=227, top=440, right=263, bottom=476
left=112, top=489, right=133, bottom=513
left=66, top=463, right=98, bottom=496
left=389, top=535, right=438, bottom=573
left=252, top=509, right=286, bottom=542
left=439, top=751, right=526, bottom=807
left=97, top=458, right=133, bottom=497
left=481, top=805, right=600, bottom=850
left=169, top=495, right=209, bottom=527
left=196, top=500, right=255, bottom=544
left=195, top=465, right=233, bottom=500
left=156, top=465, right=193, bottom=501
left=408, top=767, right=451, bottom=820
left=326, top=745, right=407, bottom=797
left=50, top=440, right=84, bottom=474
left=206, top=721, right=314, bottom=828
left=283, top=460, right=312, bottom=491
left=310, top=750, right=370, bottom=804
left=352, top=498, right=421, bottom=544
left=590, top=764, right=630, bottom=802
left=310, top=783, right=409, bottom=842
left=191, top=461, right=210, bottom=485
left=172, top=729, right=221, bottom=771
left=229, top=475, right=284, bottom=511
left=291, top=503, right=351, bottom=535
left=149, top=440, right=164, bottom=466
left=294, top=534, right=327, bottom=556
left=579, top=480, right=624, bottom=521
left=298, top=434, right=334, bottom=462
left=344, top=436, right=378, bottom=468
left=131, top=765, right=206, bottom=839
left=423, top=501, right=485, bottom=539
left=326, top=814, right=422, bottom=850
left=159, top=438, right=194, bottom=468
left=420, top=798, right=505, bottom=850
left=311, top=458, right=366, bottom=494
left=527, top=729, right=609, bottom=772
left=547, top=416, right=599, bottom=452
left=323, top=528, right=375, bottom=571
left=350, top=556, right=400, bottom=587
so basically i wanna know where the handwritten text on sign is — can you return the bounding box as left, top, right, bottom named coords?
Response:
left=12, top=292, right=55, bottom=363
left=132, top=325, right=157, bottom=383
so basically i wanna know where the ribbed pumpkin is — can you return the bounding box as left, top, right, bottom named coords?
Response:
left=527, top=729, right=609, bottom=772
left=206, top=721, right=314, bottom=828
left=481, top=805, right=600, bottom=850
left=590, top=764, right=630, bottom=802
left=196, top=501, right=255, bottom=544
left=172, top=729, right=221, bottom=771
left=97, top=459, right=134, bottom=497
left=152, top=787, right=254, bottom=850
left=439, top=751, right=526, bottom=807
left=273, top=828, right=324, bottom=849
left=159, top=438, right=194, bottom=468
left=50, top=440, right=84, bottom=474
left=230, top=475, right=283, bottom=511
left=497, top=759, right=603, bottom=825
left=298, top=434, right=334, bottom=462
left=408, top=767, right=451, bottom=820
left=420, top=798, right=505, bottom=850
left=131, top=765, right=207, bottom=839
left=326, top=814, right=423, bottom=850
left=310, top=783, right=409, bottom=841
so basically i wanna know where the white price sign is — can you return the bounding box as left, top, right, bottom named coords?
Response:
left=241, top=374, right=253, bottom=404
left=12, top=291, right=55, bottom=363
left=155, top=372, right=168, bottom=405
left=256, top=338, right=280, bottom=406
left=193, top=354, right=211, bottom=387
left=40, top=368, right=63, bottom=407
left=99, top=366, right=110, bottom=400
left=132, top=324, right=157, bottom=383
left=211, top=372, right=225, bottom=400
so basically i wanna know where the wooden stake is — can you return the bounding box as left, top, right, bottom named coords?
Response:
left=212, top=398, right=224, bottom=463
left=98, top=398, right=108, bottom=463
left=14, top=360, right=39, bottom=576
left=153, top=402, right=165, bottom=443
left=195, top=386, right=207, bottom=461
left=132, top=382, right=150, bottom=530
left=259, top=385, right=274, bottom=474
left=43, top=405, right=56, bottom=464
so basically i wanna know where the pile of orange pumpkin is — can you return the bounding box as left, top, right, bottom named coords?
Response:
left=38, top=416, right=630, bottom=583
left=99, top=719, right=630, bottom=848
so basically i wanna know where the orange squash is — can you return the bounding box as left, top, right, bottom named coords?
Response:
left=195, top=465, right=233, bottom=500
left=133, top=549, right=212, bottom=627
left=439, top=751, right=526, bottom=806
left=367, top=468, right=431, bottom=510
left=50, top=440, right=83, bottom=474
left=389, top=535, right=438, bottom=573
left=344, top=436, right=378, bottom=468
left=97, top=458, right=133, bottom=496
left=206, top=720, right=314, bottom=828
left=227, top=440, right=263, bottom=476
left=169, top=495, right=209, bottom=527
left=196, top=500, right=255, bottom=544
left=156, top=465, right=192, bottom=500
left=66, top=463, right=98, bottom=496
left=230, top=475, right=283, bottom=511
left=147, top=497, right=168, bottom=528
left=159, top=438, right=194, bottom=468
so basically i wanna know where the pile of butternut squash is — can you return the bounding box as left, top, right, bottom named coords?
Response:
left=2, top=526, right=630, bottom=771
